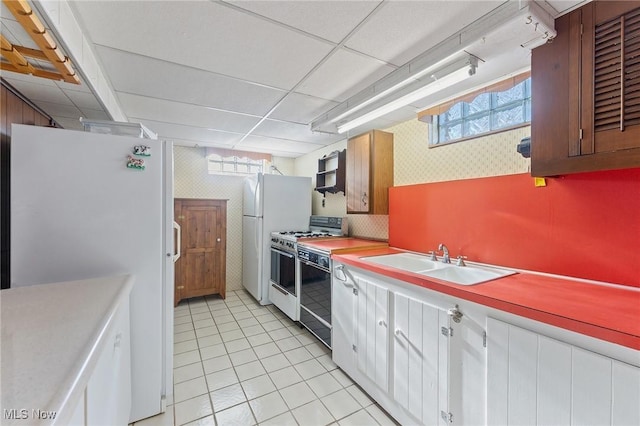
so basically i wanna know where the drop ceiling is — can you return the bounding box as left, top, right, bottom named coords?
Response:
left=1, top=0, right=588, bottom=158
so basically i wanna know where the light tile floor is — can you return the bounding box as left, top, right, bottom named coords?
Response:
left=134, top=290, right=397, bottom=426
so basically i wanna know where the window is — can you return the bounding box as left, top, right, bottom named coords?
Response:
left=430, top=77, right=531, bottom=145
left=207, top=155, right=266, bottom=175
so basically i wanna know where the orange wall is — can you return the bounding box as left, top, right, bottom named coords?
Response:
left=389, top=169, right=640, bottom=288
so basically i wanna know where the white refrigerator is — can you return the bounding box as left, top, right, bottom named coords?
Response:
left=10, top=124, right=175, bottom=423
left=242, top=173, right=311, bottom=304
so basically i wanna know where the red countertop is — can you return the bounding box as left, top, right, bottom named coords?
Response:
left=332, top=247, right=640, bottom=350
left=298, top=238, right=388, bottom=253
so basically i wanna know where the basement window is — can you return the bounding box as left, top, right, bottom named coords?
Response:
left=425, top=74, right=531, bottom=146
left=207, top=156, right=266, bottom=176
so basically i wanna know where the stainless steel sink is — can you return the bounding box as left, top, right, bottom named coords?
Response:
left=360, top=252, right=516, bottom=285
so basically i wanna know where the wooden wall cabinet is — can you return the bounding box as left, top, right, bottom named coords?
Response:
left=315, top=149, right=346, bottom=194
left=531, top=1, right=640, bottom=176
left=346, top=130, right=394, bottom=214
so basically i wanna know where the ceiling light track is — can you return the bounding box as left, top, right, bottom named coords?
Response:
left=2, top=0, right=79, bottom=84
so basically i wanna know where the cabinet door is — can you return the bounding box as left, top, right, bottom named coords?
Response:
left=354, top=276, right=389, bottom=391
left=393, top=292, right=450, bottom=425
left=346, top=133, right=371, bottom=213
left=487, top=317, right=640, bottom=426
left=531, top=2, right=640, bottom=176
left=86, top=299, right=132, bottom=425
left=331, top=263, right=356, bottom=373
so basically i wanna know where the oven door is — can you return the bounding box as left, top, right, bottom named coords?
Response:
left=269, top=247, right=299, bottom=320
left=299, top=260, right=332, bottom=348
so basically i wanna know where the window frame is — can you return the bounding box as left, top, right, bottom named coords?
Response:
left=429, top=77, right=532, bottom=147
left=207, top=155, right=266, bottom=176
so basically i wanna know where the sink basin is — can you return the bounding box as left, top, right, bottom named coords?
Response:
left=419, top=264, right=516, bottom=285
left=360, top=253, right=442, bottom=272
left=360, top=252, right=516, bottom=285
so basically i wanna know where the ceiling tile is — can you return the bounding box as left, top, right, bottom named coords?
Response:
left=231, top=1, right=381, bottom=43
left=133, top=118, right=244, bottom=147
left=269, top=92, right=339, bottom=125
left=3, top=78, right=73, bottom=105
left=31, top=100, right=82, bottom=119
left=253, top=119, right=343, bottom=145
left=297, top=48, right=395, bottom=102
left=235, top=134, right=321, bottom=156
left=118, top=92, right=261, bottom=134
left=74, top=1, right=334, bottom=89
left=95, top=46, right=286, bottom=117
left=545, top=0, right=589, bottom=16
left=346, top=1, right=504, bottom=66
left=1, top=17, right=40, bottom=50
left=65, top=89, right=104, bottom=110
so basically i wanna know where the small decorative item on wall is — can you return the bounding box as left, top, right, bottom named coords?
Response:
left=127, top=155, right=145, bottom=170
left=133, top=145, right=151, bottom=156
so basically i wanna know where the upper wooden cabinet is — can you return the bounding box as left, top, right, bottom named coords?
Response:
left=531, top=1, right=640, bottom=176
left=346, top=130, right=394, bottom=214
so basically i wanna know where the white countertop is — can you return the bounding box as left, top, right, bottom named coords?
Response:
left=1, top=275, right=134, bottom=425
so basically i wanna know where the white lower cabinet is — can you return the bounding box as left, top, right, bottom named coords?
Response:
left=354, top=277, right=390, bottom=392
left=487, top=317, right=640, bottom=426
left=393, top=292, right=449, bottom=425
left=332, top=262, right=639, bottom=426
left=332, top=263, right=486, bottom=425
left=72, top=298, right=132, bottom=426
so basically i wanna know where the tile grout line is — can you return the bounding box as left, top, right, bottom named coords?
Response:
left=170, top=290, right=392, bottom=426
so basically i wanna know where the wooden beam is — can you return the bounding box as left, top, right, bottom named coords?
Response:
left=0, top=34, right=36, bottom=75
left=0, top=61, right=66, bottom=82
left=14, top=45, right=47, bottom=60
left=3, top=0, right=80, bottom=84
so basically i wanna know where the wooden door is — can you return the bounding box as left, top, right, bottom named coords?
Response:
left=174, top=199, right=226, bottom=305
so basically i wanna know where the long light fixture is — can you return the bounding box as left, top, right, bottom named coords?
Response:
left=336, top=55, right=478, bottom=134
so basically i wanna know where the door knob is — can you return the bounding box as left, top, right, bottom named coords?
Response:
left=216, top=238, right=221, bottom=242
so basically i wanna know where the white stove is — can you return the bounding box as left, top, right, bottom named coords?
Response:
left=268, top=216, right=347, bottom=322
left=270, top=216, right=348, bottom=253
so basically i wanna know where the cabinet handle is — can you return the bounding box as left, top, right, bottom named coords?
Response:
left=114, top=332, right=122, bottom=349
left=362, top=192, right=367, bottom=206
left=394, top=328, right=405, bottom=338
left=378, top=319, right=387, bottom=327
left=334, top=264, right=349, bottom=284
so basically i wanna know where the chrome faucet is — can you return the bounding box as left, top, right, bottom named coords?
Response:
left=438, top=243, right=451, bottom=263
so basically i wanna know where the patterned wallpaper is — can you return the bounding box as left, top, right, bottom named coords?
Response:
left=389, top=120, right=531, bottom=186
left=174, top=146, right=245, bottom=292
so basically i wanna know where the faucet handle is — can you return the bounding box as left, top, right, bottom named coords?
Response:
left=426, top=251, right=437, bottom=261
left=456, top=255, right=468, bottom=267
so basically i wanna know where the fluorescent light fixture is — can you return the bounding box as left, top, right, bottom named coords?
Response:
left=336, top=56, right=478, bottom=134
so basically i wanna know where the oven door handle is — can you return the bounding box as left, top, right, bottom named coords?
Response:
left=301, top=259, right=331, bottom=274
left=271, top=283, right=289, bottom=295
left=271, top=247, right=295, bottom=258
